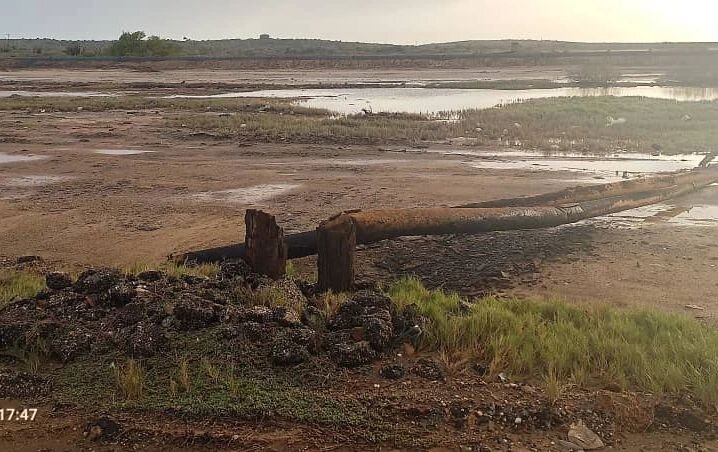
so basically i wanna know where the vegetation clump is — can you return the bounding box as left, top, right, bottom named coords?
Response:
left=388, top=277, right=718, bottom=409
left=109, top=31, right=179, bottom=57
left=0, top=269, right=46, bottom=307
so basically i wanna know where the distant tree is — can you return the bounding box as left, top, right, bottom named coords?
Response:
left=108, top=31, right=179, bottom=57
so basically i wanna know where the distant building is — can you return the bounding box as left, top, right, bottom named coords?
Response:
left=259, top=34, right=271, bottom=40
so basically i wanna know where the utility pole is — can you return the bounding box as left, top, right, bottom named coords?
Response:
left=4, top=34, right=9, bottom=52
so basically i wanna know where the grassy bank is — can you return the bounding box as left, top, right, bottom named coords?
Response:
left=0, top=95, right=326, bottom=116
left=5, top=94, right=718, bottom=152
left=460, top=96, right=718, bottom=155
left=0, top=269, right=45, bottom=308
left=173, top=111, right=456, bottom=144
left=174, top=96, right=718, bottom=152
left=389, top=277, right=718, bottom=409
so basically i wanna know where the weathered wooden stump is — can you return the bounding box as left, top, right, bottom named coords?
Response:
left=245, top=209, right=287, bottom=280
left=317, top=214, right=356, bottom=293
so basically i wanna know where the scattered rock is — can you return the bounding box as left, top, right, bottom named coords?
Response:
left=137, top=270, right=164, bottom=282
left=0, top=370, right=50, bottom=398
left=327, top=331, right=376, bottom=368
left=46, top=272, right=73, bottom=290
left=86, top=416, right=121, bottom=442
left=0, top=322, right=28, bottom=348
left=568, top=420, right=605, bottom=450
left=271, top=337, right=310, bottom=366
left=174, top=297, right=221, bottom=330
left=219, top=260, right=251, bottom=279
left=50, top=329, right=93, bottom=362
left=75, top=269, right=121, bottom=295
left=363, top=315, right=393, bottom=351
left=655, top=403, right=710, bottom=432
left=302, top=306, right=327, bottom=331
left=380, top=364, right=405, bottom=380
left=225, top=321, right=274, bottom=342
left=124, top=322, right=166, bottom=357
left=106, top=283, right=136, bottom=307
left=412, top=358, right=445, bottom=382
left=16, top=255, right=42, bottom=265
left=233, top=305, right=274, bottom=324
left=273, top=307, right=302, bottom=327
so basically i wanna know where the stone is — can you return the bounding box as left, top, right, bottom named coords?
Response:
left=301, top=306, right=327, bottom=331
left=327, top=332, right=376, bottom=368
left=412, top=358, right=445, bottom=382
left=567, top=420, right=605, bottom=450
left=50, top=329, right=92, bottom=362
left=137, top=270, right=164, bottom=282
left=380, top=364, right=405, bottom=380
left=86, top=416, right=121, bottom=442
left=74, top=269, right=121, bottom=294
left=273, top=307, right=302, bottom=327
left=106, top=283, right=136, bottom=308
left=0, top=370, right=50, bottom=398
left=270, top=339, right=310, bottom=366
left=45, top=272, right=73, bottom=290
left=219, top=259, right=252, bottom=279
left=124, top=322, right=166, bottom=357
left=174, top=298, right=220, bottom=330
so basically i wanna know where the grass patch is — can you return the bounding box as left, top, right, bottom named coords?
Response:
left=459, top=96, right=718, bottom=155
left=173, top=96, right=718, bottom=152
left=173, top=110, right=458, bottom=144
left=0, top=95, right=326, bottom=115
left=55, top=350, right=367, bottom=427
left=0, top=269, right=46, bottom=308
left=243, top=285, right=303, bottom=312
left=122, top=261, right=219, bottom=279
left=114, top=359, right=145, bottom=401
left=388, top=277, right=718, bottom=410
left=318, top=291, right=349, bottom=319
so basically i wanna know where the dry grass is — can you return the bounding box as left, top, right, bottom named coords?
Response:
left=0, top=269, right=46, bottom=308
left=176, top=356, right=192, bottom=393
left=318, top=291, right=349, bottom=319
left=115, top=359, right=145, bottom=401
left=388, top=277, right=718, bottom=410
left=122, top=261, right=219, bottom=279
left=1, top=337, right=49, bottom=374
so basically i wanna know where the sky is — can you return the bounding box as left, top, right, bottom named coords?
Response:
left=2, top=0, right=716, bottom=44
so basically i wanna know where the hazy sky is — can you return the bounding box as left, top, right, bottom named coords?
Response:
left=2, top=0, right=716, bottom=43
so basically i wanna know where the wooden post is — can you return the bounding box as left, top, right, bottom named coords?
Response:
left=317, top=214, right=356, bottom=293
left=245, top=209, right=287, bottom=280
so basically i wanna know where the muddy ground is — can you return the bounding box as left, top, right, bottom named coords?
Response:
left=1, top=98, right=716, bottom=319
left=1, top=68, right=718, bottom=450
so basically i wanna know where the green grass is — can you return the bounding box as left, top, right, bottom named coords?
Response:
left=0, top=269, right=46, bottom=308
left=173, top=110, right=457, bottom=144
left=8, top=94, right=717, bottom=153
left=458, top=96, right=718, bottom=155
left=55, top=348, right=367, bottom=427
left=388, top=277, right=718, bottom=410
left=174, top=96, right=718, bottom=152
left=0, top=96, right=326, bottom=115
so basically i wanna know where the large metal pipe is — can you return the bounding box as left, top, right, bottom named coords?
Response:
left=176, top=167, right=718, bottom=264
left=456, top=167, right=718, bottom=208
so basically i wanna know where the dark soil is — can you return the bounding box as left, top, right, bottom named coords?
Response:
left=0, top=260, right=716, bottom=450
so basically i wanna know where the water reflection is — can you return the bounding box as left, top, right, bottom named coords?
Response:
left=180, top=86, right=718, bottom=115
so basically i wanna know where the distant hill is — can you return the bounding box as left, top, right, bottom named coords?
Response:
left=2, top=37, right=716, bottom=59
